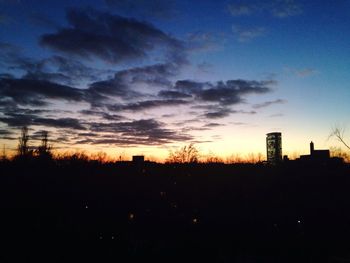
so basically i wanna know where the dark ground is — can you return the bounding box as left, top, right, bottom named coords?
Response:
left=0, top=160, right=350, bottom=262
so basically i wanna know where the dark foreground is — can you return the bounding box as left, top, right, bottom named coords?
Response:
left=1, top=160, right=350, bottom=262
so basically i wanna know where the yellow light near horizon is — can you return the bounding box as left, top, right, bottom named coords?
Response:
left=0, top=128, right=340, bottom=162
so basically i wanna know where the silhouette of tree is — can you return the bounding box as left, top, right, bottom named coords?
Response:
left=1, top=144, right=7, bottom=161
left=226, top=153, right=243, bottom=164
left=36, top=130, right=52, bottom=160
left=91, top=151, right=108, bottom=163
left=17, top=126, right=31, bottom=158
left=205, top=151, right=224, bottom=163
left=167, top=143, right=199, bottom=163
left=329, top=126, right=350, bottom=151
left=330, top=146, right=350, bottom=162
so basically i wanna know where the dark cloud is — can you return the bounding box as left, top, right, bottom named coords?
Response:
left=87, top=63, right=180, bottom=106
left=0, top=112, right=36, bottom=127
left=0, top=73, right=14, bottom=79
left=203, top=109, right=231, bottom=119
left=33, top=118, right=86, bottom=130
left=202, top=109, right=257, bottom=119
left=40, top=8, right=185, bottom=64
left=161, top=114, right=176, bottom=118
left=109, top=99, right=190, bottom=112
left=0, top=129, right=13, bottom=136
left=253, top=99, right=286, bottom=109
left=174, top=79, right=273, bottom=106
left=203, top=123, right=224, bottom=128
left=77, top=132, right=99, bottom=137
left=0, top=113, right=86, bottom=130
left=158, top=90, right=192, bottom=99
left=0, top=77, right=84, bottom=106
left=88, top=119, right=193, bottom=145
left=0, top=44, right=107, bottom=85
left=40, top=55, right=108, bottom=84
left=79, top=109, right=124, bottom=121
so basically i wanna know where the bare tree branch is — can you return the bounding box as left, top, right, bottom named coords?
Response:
left=329, top=126, right=350, bottom=151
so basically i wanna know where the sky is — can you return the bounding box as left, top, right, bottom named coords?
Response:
left=0, top=0, right=349, bottom=161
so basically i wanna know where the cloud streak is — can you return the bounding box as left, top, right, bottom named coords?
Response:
left=228, top=0, right=303, bottom=18
left=232, top=25, right=266, bottom=42
left=253, top=99, right=286, bottom=109
left=0, top=77, right=84, bottom=106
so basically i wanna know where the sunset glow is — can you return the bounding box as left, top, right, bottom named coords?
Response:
left=1, top=0, right=349, bottom=161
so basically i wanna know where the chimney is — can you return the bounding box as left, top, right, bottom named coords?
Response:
left=310, top=141, right=314, bottom=155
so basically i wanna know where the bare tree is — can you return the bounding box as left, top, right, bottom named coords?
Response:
left=205, top=151, right=224, bottom=163
left=329, top=126, right=350, bottom=151
left=1, top=144, right=7, bottom=161
left=36, top=130, right=52, bottom=159
left=17, top=126, right=30, bottom=157
left=167, top=143, right=199, bottom=163
left=91, top=151, right=108, bottom=163
left=226, top=153, right=243, bottom=164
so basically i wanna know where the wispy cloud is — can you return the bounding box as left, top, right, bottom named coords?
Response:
left=104, top=0, right=177, bottom=19
left=228, top=0, right=303, bottom=18
left=285, top=67, right=318, bottom=78
left=232, top=25, right=266, bottom=42
left=269, top=113, right=284, bottom=118
left=270, top=0, right=303, bottom=18
left=228, top=3, right=256, bottom=16
left=253, top=99, right=286, bottom=109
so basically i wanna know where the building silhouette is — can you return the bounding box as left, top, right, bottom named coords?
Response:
left=266, top=132, right=282, bottom=165
left=299, top=141, right=330, bottom=162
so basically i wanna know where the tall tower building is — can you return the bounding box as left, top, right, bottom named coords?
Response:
left=266, top=132, right=282, bottom=165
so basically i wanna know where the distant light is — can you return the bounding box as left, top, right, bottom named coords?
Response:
left=297, top=220, right=301, bottom=224
left=85, top=205, right=88, bottom=209
left=192, top=218, right=198, bottom=224
left=111, top=236, right=115, bottom=240
left=129, top=213, right=135, bottom=220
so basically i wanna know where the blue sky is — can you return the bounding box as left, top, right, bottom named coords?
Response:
left=0, top=0, right=349, bottom=160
